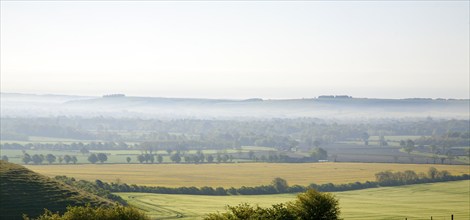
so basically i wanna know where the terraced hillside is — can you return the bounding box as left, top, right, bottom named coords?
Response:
left=0, top=161, right=112, bottom=220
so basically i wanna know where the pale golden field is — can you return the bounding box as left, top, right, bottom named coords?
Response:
left=27, top=162, right=470, bottom=187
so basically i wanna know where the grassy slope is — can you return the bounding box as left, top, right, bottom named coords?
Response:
left=116, top=180, right=470, bottom=220
left=0, top=161, right=112, bottom=220
left=27, top=162, right=470, bottom=187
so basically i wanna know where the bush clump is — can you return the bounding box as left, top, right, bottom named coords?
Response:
left=204, top=189, right=340, bottom=220
left=24, top=204, right=149, bottom=220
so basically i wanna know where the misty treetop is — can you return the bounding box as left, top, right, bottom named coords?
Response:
left=1, top=117, right=468, bottom=152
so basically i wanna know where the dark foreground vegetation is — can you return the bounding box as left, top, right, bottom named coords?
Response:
left=0, top=161, right=112, bottom=220
left=204, top=189, right=340, bottom=220
left=55, top=168, right=468, bottom=196
left=23, top=204, right=149, bottom=220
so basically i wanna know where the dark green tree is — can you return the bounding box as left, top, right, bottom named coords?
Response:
left=32, top=154, right=44, bottom=165
left=207, top=155, right=214, bottom=163
left=71, top=156, right=78, bottom=164
left=64, top=155, right=72, bottom=164
left=97, top=153, right=108, bottom=163
left=271, top=177, right=289, bottom=193
left=157, top=154, right=163, bottom=163
left=45, top=154, right=56, bottom=164
left=311, top=147, right=328, bottom=161
left=22, top=153, right=32, bottom=164
left=137, top=155, right=145, bottom=163
left=403, top=139, right=415, bottom=155
left=170, top=153, right=181, bottom=163
left=362, top=132, right=370, bottom=145
left=288, top=189, right=340, bottom=220
left=88, top=153, right=98, bottom=164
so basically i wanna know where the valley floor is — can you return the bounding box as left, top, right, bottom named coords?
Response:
left=116, top=180, right=470, bottom=220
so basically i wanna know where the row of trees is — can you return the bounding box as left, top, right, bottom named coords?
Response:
left=54, top=176, right=127, bottom=205
left=61, top=168, right=467, bottom=196
left=22, top=153, right=78, bottom=165
left=374, top=167, right=457, bottom=186
left=131, top=148, right=327, bottom=164
left=4, top=117, right=468, bottom=150
left=88, top=153, right=108, bottom=164
left=14, top=147, right=327, bottom=165
left=19, top=152, right=110, bottom=165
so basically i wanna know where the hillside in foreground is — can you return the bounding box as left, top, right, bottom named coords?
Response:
left=0, top=161, right=112, bottom=220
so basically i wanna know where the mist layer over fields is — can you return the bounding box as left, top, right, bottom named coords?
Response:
left=1, top=93, right=468, bottom=120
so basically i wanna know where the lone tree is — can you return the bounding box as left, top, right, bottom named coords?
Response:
left=170, top=153, right=181, bottom=163
left=289, top=189, right=341, bottom=220
left=22, top=153, right=32, bottom=164
left=126, top=157, right=131, bottom=163
left=137, top=155, right=145, bottom=163
left=71, top=156, right=78, bottom=164
left=204, top=189, right=340, bottom=220
left=311, top=147, right=328, bottom=161
left=45, top=154, right=56, bottom=164
left=403, top=139, right=415, bottom=155
left=157, top=155, right=163, bottom=164
left=88, top=154, right=98, bottom=164
left=32, top=154, right=44, bottom=165
left=206, top=155, right=214, bottom=163
left=271, top=177, right=289, bottom=193
left=64, top=155, right=72, bottom=164
left=362, top=132, right=370, bottom=145
left=97, top=153, right=108, bottom=163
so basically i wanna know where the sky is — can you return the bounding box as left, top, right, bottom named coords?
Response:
left=1, top=1, right=469, bottom=99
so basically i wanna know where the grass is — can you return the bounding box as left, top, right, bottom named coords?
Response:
left=26, top=162, right=470, bottom=188
left=0, top=161, right=112, bottom=220
left=115, top=180, right=470, bottom=220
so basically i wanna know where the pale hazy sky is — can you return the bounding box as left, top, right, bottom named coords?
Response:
left=1, top=1, right=469, bottom=99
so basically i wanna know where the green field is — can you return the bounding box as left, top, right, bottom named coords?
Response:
left=26, top=163, right=470, bottom=188
left=116, top=180, right=470, bottom=220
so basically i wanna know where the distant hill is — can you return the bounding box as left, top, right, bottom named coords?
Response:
left=1, top=93, right=468, bottom=119
left=0, top=161, right=112, bottom=220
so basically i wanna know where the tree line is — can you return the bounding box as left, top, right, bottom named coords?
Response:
left=15, top=147, right=328, bottom=165
left=54, top=168, right=468, bottom=196
left=20, top=153, right=78, bottom=165
left=2, top=117, right=468, bottom=151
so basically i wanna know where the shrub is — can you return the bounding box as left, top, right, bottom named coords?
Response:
left=24, top=204, right=149, bottom=220
left=204, top=189, right=340, bottom=220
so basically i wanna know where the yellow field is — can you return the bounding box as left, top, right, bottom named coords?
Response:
left=26, top=162, right=470, bottom=188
